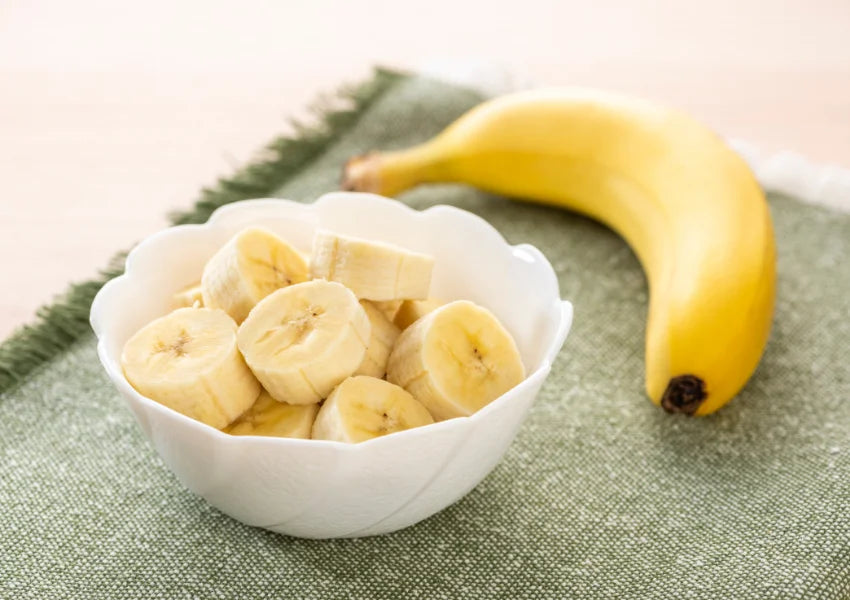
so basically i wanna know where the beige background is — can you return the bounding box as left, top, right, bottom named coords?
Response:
left=2, top=0, right=849, bottom=339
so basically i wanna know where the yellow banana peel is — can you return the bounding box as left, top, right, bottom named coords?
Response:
left=341, top=88, right=776, bottom=416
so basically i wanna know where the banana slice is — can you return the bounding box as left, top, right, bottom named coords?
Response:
left=202, top=227, right=309, bottom=323
left=355, top=301, right=401, bottom=378
left=225, top=390, right=318, bottom=438
left=121, top=307, right=260, bottom=429
left=311, top=376, right=434, bottom=443
left=393, top=298, right=445, bottom=330
left=310, top=229, right=434, bottom=301
left=237, top=280, right=370, bottom=405
left=387, top=300, right=525, bottom=420
left=371, top=300, right=402, bottom=321
left=173, top=282, right=203, bottom=308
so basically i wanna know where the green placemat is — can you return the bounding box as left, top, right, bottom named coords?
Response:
left=1, top=69, right=848, bottom=600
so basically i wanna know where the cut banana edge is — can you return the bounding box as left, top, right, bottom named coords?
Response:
left=355, top=301, right=401, bottom=378
left=310, top=229, right=434, bottom=301
left=393, top=298, right=445, bottom=330
left=312, top=376, right=434, bottom=443
left=387, top=300, right=525, bottom=420
left=225, top=390, right=318, bottom=438
left=237, top=280, right=371, bottom=405
left=202, top=227, right=309, bottom=323
left=121, top=307, right=261, bottom=429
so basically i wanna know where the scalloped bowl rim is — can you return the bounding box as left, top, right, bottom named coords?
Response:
left=90, top=193, right=573, bottom=455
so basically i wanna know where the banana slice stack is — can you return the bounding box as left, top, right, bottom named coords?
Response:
left=120, top=225, right=526, bottom=443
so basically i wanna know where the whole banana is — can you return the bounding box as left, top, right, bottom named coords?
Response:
left=342, top=89, right=776, bottom=415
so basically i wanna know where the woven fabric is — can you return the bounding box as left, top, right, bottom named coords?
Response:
left=1, top=72, right=848, bottom=600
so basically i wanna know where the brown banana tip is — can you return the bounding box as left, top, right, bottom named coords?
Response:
left=340, top=153, right=379, bottom=192
left=661, top=375, right=706, bottom=415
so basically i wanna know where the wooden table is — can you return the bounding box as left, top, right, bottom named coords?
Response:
left=2, top=0, right=849, bottom=339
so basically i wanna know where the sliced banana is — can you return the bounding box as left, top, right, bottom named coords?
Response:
left=225, top=390, right=318, bottom=438
left=393, top=298, right=445, bottom=330
left=202, top=227, right=309, bottom=323
left=121, top=307, right=260, bottom=429
left=355, top=301, right=401, bottom=378
left=310, top=229, right=434, bottom=301
left=311, top=376, right=434, bottom=443
left=237, top=280, right=370, bottom=405
left=387, top=300, right=525, bottom=420
left=172, top=282, right=203, bottom=308
left=371, top=299, right=403, bottom=321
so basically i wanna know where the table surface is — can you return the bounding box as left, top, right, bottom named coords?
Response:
left=2, top=0, right=849, bottom=340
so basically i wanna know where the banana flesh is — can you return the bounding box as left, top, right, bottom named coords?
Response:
left=202, top=227, right=309, bottom=323
left=387, top=300, right=525, bottom=420
left=237, top=280, right=370, bottom=405
left=371, top=299, right=403, bottom=321
left=123, top=222, right=531, bottom=437
left=393, top=298, right=444, bottom=330
left=310, top=229, right=433, bottom=301
left=355, top=301, right=401, bottom=378
left=311, top=376, right=434, bottom=443
left=342, top=89, right=776, bottom=415
left=225, top=390, right=318, bottom=438
left=173, top=282, right=203, bottom=309
left=121, top=307, right=260, bottom=429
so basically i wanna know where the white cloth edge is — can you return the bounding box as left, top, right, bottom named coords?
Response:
left=416, top=59, right=850, bottom=214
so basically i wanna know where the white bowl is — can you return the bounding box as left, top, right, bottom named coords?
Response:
left=90, top=192, right=573, bottom=539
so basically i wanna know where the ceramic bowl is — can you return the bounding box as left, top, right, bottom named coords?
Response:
left=90, top=192, right=573, bottom=538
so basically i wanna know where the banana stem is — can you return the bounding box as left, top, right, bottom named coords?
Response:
left=341, top=144, right=443, bottom=196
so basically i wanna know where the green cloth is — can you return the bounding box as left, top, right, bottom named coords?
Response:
left=1, top=70, right=848, bottom=600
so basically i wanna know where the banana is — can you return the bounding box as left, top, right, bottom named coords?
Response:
left=225, top=390, right=318, bottom=438
left=202, top=227, right=309, bottom=323
left=371, top=299, right=403, bottom=321
left=311, top=376, right=434, bottom=443
left=237, top=280, right=370, bottom=405
left=343, top=89, right=776, bottom=415
left=355, top=301, right=401, bottom=378
left=173, top=282, right=203, bottom=308
left=393, top=298, right=444, bottom=330
left=121, top=307, right=260, bottom=429
left=310, top=229, right=434, bottom=301
left=387, top=300, right=525, bottom=420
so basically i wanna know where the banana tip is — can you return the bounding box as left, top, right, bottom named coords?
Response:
left=661, top=375, right=706, bottom=415
left=341, top=153, right=381, bottom=193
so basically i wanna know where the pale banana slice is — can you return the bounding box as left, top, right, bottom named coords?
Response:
left=311, top=376, right=434, bottom=443
left=371, top=300, right=402, bottom=322
left=387, top=300, right=525, bottom=420
left=121, top=307, right=260, bottom=429
left=355, top=301, right=401, bottom=378
left=202, top=227, right=309, bottom=323
left=225, top=390, right=318, bottom=438
left=173, top=282, right=203, bottom=308
left=310, top=229, right=434, bottom=301
left=237, top=280, right=370, bottom=405
left=393, top=298, right=445, bottom=330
